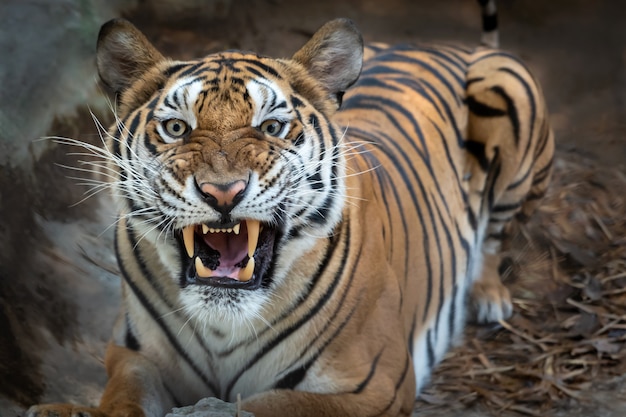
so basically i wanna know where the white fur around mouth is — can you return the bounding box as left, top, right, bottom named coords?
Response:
left=182, top=220, right=260, bottom=282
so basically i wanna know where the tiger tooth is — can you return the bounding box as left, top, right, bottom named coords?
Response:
left=239, top=257, right=255, bottom=282
left=247, top=220, right=260, bottom=258
left=202, top=224, right=209, bottom=234
left=195, top=257, right=214, bottom=278
left=233, top=223, right=241, bottom=235
left=182, top=226, right=195, bottom=258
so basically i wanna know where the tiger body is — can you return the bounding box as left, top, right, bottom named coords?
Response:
left=28, top=12, right=554, bottom=417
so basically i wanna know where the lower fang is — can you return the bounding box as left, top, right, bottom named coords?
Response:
left=195, top=257, right=214, bottom=278
left=239, top=257, right=255, bottom=282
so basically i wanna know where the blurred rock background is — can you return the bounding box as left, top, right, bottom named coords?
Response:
left=0, top=0, right=624, bottom=416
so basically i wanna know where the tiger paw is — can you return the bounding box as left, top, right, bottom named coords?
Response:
left=27, top=404, right=144, bottom=417
left=469, top=252, right=513, bottom=323
left=469, top=278, right=513, bottom=323
left=26, top=404, right=106, bottom=417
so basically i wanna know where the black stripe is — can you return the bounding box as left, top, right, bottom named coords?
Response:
left=361, top=63, right=411, bottom=79
left=126, top=111, right=142, bottom=140
left=407, top=311, right=417, bottom=355
left=531, top=160, right=553, bottom=185
left=224, top=222, right=352, bottom=398
left=371, top=352, right=411, bottom=417
left=416, top=46, right=468, bottom=73
left=365, top=43, right=386, bottom=54
left=430, top=55, right=465, bottom=88
left=381, top=52, right=462, bottom=105
left=348, top=127, right=429, bottom=307
left=115, top=224, right=219, bottom=395
left=343, top=94, right=431, bottom=169
left=471, top=51, right=526, bottom=68
left=490, top=86, right=520, bottom=146
left=482, top=13, right=498, bottom=32
left=533, top=124, right=551, bottom=161
left=163, top=96, right=178, bottom=111
left=178, top=62, right=207, bottom=79
left=455, top=222, right=472, bottom=274
left=466, top=76, right=485, bottom=87
left=241, top=59, right=281, bottom=78
left=111, top=123, right=123, bottom=157
left=275, top=300, right=361, bottom=391
left=499, top=67, right=537, bottom=161
left=306, top=194, right=333, bottom=225
left=429, top=193, right=446, bottom=345
left=465, top=139, right=490, bottom=172
left=306, top=171, right=323, bottom=190
left=356, top=76, right=404, bottom=92
left=163, top=384, right=183, bottom=408
left=426, top=328, right=435, bottom=369
left=218, top=232, right=344, bottom=357
left=290, top=94, right=304, bottom=108
left=124, top=313, right=140, bottom=351
left=505, top=162, right=532, bottom=191
left=354, top=349, right=385, bottom=393
left=434, top=197, right=457, bottom=289
left=466, top=96, right=507, bottom=117
left=492, top=201, right=522, bottom=213
left=425, top=118, right=463, bottom=219
left=448, top=284, right=458, bottom=343
left=485, top=147, right=502, bottom=212
left=162, top=63, right=188, bottom=78
left=421, top=79, right=465, bottom=148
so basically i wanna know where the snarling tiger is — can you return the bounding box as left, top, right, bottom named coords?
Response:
left=28, top=2, right=554, bottom=417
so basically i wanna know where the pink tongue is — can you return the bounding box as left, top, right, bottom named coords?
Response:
left=202, top=232, right=248, bottom=268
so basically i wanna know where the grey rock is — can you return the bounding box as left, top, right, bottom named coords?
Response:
left=166, top=397, right=255, bottom=417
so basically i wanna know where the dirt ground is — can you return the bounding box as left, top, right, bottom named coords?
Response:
left=1, top=0, right=624, bottom=416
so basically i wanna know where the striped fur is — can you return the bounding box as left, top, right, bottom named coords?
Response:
left=28, top=7, right=554, bottom=417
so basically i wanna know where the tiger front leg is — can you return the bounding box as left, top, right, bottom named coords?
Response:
left=27, top=404, right=108, bottom=417
left=27, top=343, right=170, bottom=417
left=242, top=382, right=415, bottom=417
left=242, top=341, right=416, bottom=417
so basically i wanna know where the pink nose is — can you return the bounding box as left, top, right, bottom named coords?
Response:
left=198, top=179, right=247, bottom=210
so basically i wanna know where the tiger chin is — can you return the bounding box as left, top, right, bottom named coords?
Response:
left=28, top=4, right=554, bottom=417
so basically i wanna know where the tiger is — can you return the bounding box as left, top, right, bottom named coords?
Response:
left=27, top=1, right=554, bottom=416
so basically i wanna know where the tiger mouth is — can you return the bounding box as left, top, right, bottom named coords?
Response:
left=179, top=219, right=276, bottom=289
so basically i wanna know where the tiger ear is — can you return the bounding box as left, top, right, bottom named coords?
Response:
left=292, top=18, right=363, bottom=96
left=96, top=18, right=165, bottom=93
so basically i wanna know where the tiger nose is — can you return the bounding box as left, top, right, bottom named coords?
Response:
left=197, top=179, right=248, bottom=214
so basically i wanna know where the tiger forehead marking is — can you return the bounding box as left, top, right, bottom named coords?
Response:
left=152, top=63, right=299, bottom=189
left=155, top=77, right=202, bottom=133
left=246, top=77, right=293, bottom=137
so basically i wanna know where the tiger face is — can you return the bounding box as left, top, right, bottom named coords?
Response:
left=97, top=19, right=363, bottom=322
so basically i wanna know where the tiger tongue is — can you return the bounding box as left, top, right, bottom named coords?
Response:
left=182, top=220, right=260, bottom=281
left=202, top=231, right=248, bottom=268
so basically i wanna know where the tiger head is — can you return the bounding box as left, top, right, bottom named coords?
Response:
left=96, top=19, right=363, bottom=321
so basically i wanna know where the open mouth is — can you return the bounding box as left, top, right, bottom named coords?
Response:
left=180, top=219, right=276, bottom=289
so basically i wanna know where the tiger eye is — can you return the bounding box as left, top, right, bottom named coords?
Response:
left=259, top=119, right=285, bottom=136
left=163, top=119, right=188, bottom=138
